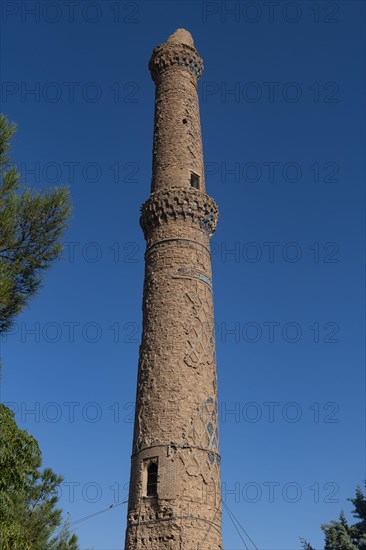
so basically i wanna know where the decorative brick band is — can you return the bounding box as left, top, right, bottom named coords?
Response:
left=149, top=43, right=204, bottom=81
left=131, top=442, right=221, bottom=462
left=140, top=188, right=219, bottom=238
left=145, top=238, right=211, bottom=257
left=127, top=514, right=222, bottom=535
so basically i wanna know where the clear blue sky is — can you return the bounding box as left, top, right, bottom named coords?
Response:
left=1, top=1, right=365, bottom=548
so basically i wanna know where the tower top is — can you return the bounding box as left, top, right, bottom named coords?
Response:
left=149, top=27, right=203, bottom=82
left=167, top=28, right=194, bottom=48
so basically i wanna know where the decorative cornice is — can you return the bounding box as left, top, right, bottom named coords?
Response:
left=140, top=187, right=219, bottom=238
left=149, top=43, right=204, bottom=81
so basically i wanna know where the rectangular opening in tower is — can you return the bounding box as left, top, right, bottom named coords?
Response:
left=190, top=172, right=200, bottom=189
left=147, top=462, right=158, bottom=496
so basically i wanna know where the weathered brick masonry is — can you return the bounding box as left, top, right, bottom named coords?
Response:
left=125, top=29, right=223, bottom=550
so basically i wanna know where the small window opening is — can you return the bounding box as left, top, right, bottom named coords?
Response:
left=147, top=463, right=158, bottom=496
left=182, top=118, right=188, bottom=124
left=190, top=172, right=200, bottom=189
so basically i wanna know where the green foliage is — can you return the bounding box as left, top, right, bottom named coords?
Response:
left=301, top=484, right=366, bottom=550
left=0, top=404, right=78, bottom=549
left=0, top=117, right=76, bottom=547
left=48, top=518, right=79, bottom=550
left=0, top=114, right=71, bottom=332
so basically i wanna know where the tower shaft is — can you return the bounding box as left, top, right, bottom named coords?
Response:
left=125, top=29, right=222, bottom=550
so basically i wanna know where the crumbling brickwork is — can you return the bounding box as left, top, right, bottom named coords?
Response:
left=125, top=29, right=223, bottom=550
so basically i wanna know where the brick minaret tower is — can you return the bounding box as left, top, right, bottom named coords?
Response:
left=125, top=29, right=222, bottom=550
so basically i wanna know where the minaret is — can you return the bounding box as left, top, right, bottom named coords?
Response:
left=125, top=29, right=222, bottom=549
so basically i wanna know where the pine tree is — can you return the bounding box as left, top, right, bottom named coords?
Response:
left=48, top=518, right=79, bottom=550
left=0, top=116, right=76, bottom=547
left=301, top=485, right=366, bottom=550
left=0, top=404, right=79, bottom=549
left=0, top=114, right=71, bottom=332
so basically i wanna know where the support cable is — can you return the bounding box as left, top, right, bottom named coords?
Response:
left=223, top=501, right=249, bottom=550
left=54, top=499, right=128, bottom=533
left=222, top=499, right=259, bottom=550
